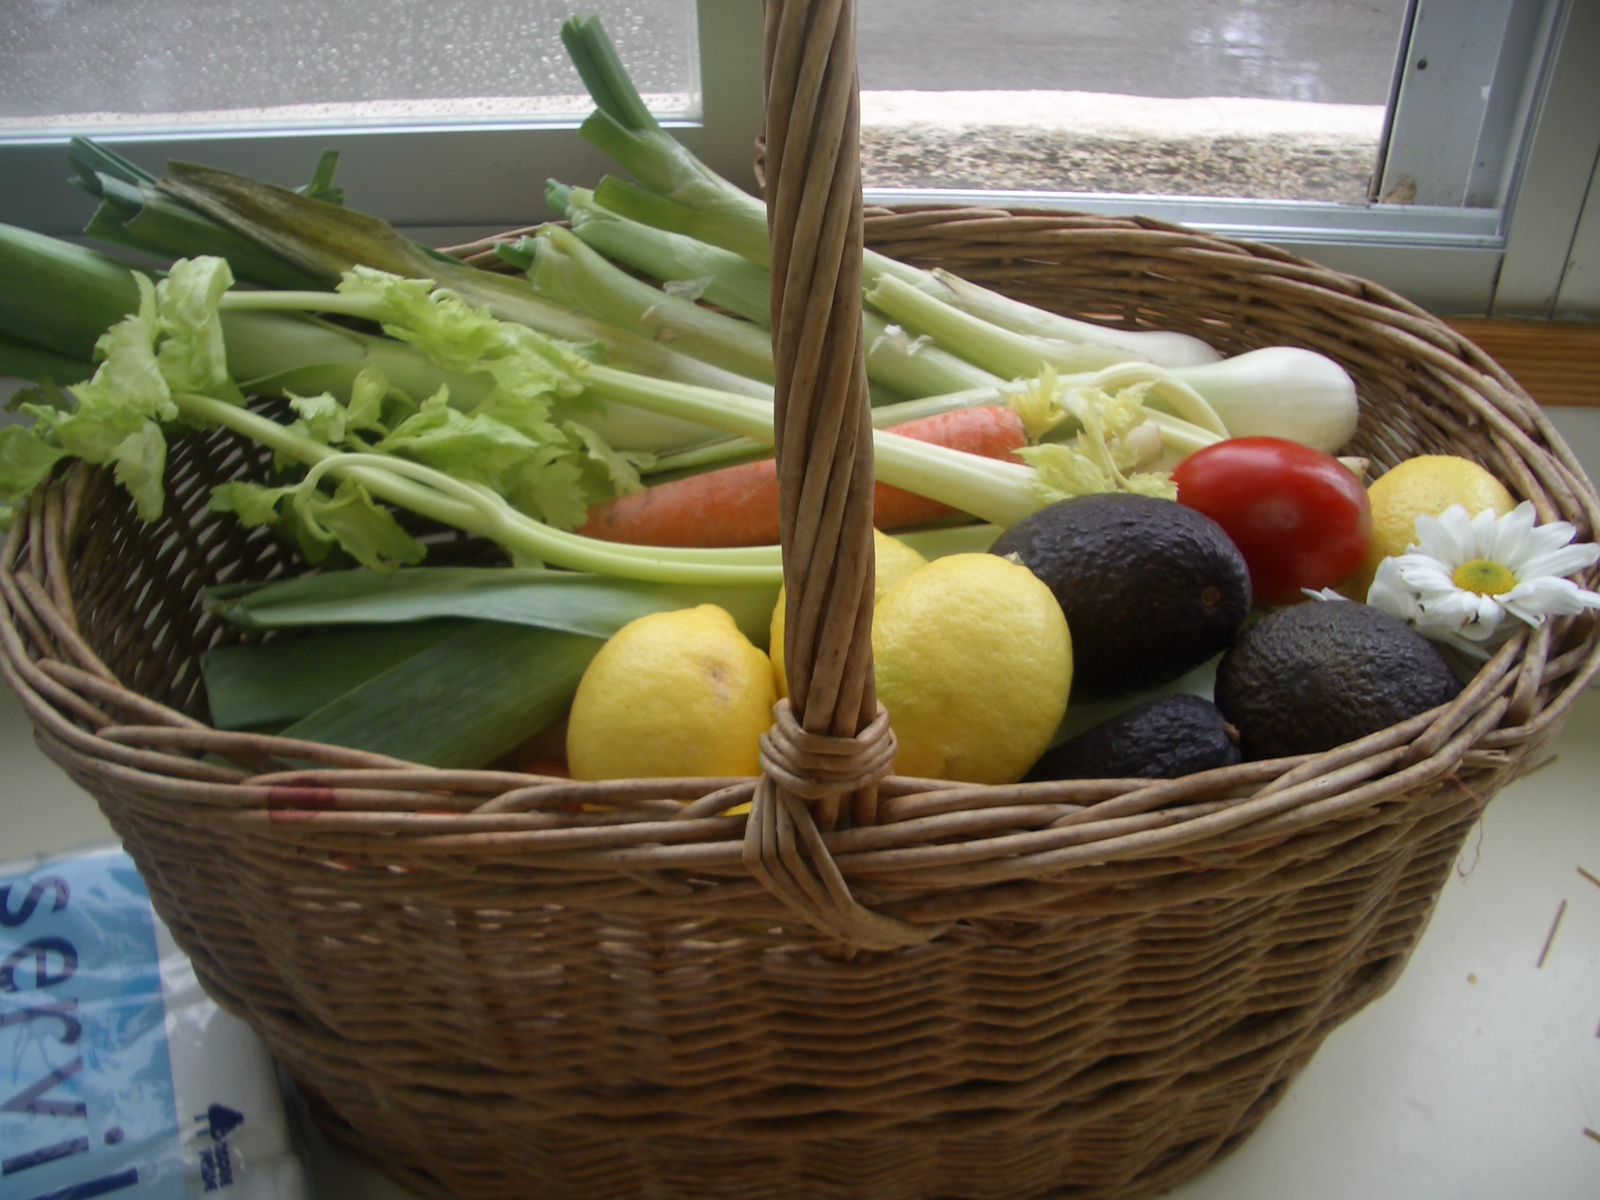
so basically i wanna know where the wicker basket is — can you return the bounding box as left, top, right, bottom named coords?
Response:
left=5, top=5, right=1600, bottom=1198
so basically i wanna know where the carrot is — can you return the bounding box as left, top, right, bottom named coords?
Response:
left=576, top=405, right=1028, bottom=547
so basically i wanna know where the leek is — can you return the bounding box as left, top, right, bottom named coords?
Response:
left=154, top=158, right=775, bottom=402
left=280, top=621, right=601, bottom=768
left=549, top=181, right=770, bottom=325
left=553, top=185, right=1005, bottom=398
left=559, top=14, right=1219, bottom=368
left=203, top=620, right=465, bottom=728
left=505, top=221, right=1002, bottom=400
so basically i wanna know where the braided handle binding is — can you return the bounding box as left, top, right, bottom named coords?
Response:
left=745, top=0, right=933, bottom=947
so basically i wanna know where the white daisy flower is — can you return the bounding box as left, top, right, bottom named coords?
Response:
left=1366, top=501, right=1600, bottom=657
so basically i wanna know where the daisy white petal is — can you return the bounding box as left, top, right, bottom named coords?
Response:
left=1503, top=577, right=1600, bottom=621
left=1367, top=557, right=1422, bottom=622
left=1468, top=503, right=1510, bottom=559
left=1517, top=541, right=1600, bottom=581
left=1485, top=500, right=1538, bottom=563
left=1414, top=506, right=1474, bottom=561
left=1474, top=592, right=1505, bottom=630
left=1394, top=556, right=1455, bottom=594
left=1419, top=590, right=1483, bottom=625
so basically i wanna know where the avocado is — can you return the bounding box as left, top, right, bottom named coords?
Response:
left=1024, top=694, right=1241, bottom=781
left=989, top=493, right=1252, bottom=699
left=1214, top=600, right=1463, bottom=760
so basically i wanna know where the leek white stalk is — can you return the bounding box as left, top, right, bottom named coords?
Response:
left=1153, top=346, right=1359, bottom=453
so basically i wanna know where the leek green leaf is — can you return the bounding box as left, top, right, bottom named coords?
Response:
left=203, top=619, right=465, bottom=729
left=204, top=566, right=780, bottom=648
left=282, top=621, right=601, bottom=768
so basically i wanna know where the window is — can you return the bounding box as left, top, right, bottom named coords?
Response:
left=0, top=0, right=1593, bottom=317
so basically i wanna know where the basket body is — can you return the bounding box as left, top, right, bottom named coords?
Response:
left=4, top=209, right=1598, bottom=1200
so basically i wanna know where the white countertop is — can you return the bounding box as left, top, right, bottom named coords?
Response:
left=6, top=407, right=1599, bottom=1200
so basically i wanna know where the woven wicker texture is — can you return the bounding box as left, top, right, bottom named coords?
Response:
left=5, top=2, right=1600, bottom=1196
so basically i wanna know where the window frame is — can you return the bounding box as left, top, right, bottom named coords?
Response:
left=0, top=0, right=1592, bottom=319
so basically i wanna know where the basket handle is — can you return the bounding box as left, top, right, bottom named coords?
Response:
left=742, top=0, right=939, bottom=949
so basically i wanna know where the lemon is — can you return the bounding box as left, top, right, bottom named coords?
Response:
left=770, top=530, right=929, bottom=699
left=566, top=604, right=776, bottom=780
left=1344, top=454, right=1516, bottom=598
left=873, top=553, right=1071, bottom=784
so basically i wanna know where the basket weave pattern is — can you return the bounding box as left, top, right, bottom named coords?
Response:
left=5, top=4, right=1600, bottom=1197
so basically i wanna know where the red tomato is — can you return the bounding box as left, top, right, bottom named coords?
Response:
left=1172, top=437, right=1371, bottom=607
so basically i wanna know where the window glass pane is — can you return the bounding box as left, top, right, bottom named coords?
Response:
left=0, top=0, right=698, bottom=132
left=858, top=0, right=1410, bottom=204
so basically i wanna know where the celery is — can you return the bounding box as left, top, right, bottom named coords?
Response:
left=929, top=269, right=1222, bottom=368
left=3, top=247, right=1177, bottom=563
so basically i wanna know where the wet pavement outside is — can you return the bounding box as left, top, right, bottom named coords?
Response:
left=854, top=0, right=1410, bottom=203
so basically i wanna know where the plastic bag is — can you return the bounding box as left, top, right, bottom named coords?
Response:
left=1, top=846, right=310, bottom=1200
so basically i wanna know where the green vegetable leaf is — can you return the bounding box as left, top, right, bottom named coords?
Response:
left=507, top=455, right=590, bottom=531
left=296, top=477, right=426, bottom=573
left=211, top=480, right=297, bottom=526
left=0, top=425, right=68, bottom=508
left=108, top=419, right=169, bottom=521
left=337, top=267, right=503, bottom=374
left=203, top=565, right=781, bottom=647
left=154, top=257, right=244, bottom=404
left=565, top=419, right=651, bottom=498
left=71, top=272, right=173, bottom=424
left=345, top=365, right=396, bottom=435
left=378, top=392, right=547, bottom=486
left=288, top=390, right=348, bottom=446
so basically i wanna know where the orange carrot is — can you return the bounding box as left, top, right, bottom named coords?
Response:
left=576, top=405, right=1027, bottom=548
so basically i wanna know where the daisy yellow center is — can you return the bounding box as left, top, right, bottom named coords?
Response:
left=1452, top=558, right=1517, bottom=596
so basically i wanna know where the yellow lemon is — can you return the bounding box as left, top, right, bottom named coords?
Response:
left=770, top=530, right=929, bottom=699
left=873, top=553, right=1071, bottom=784
left=1344, top=454, right=1517, bottom=598
left=566, top=605, right=776, bottom=780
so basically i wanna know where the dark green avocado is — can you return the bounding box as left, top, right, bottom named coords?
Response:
left=1024, top=694, right=1241, bottom=781
left=990, top=493, right=1252, bottom=699
left=1215, top=600, right=1463, bottom=760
